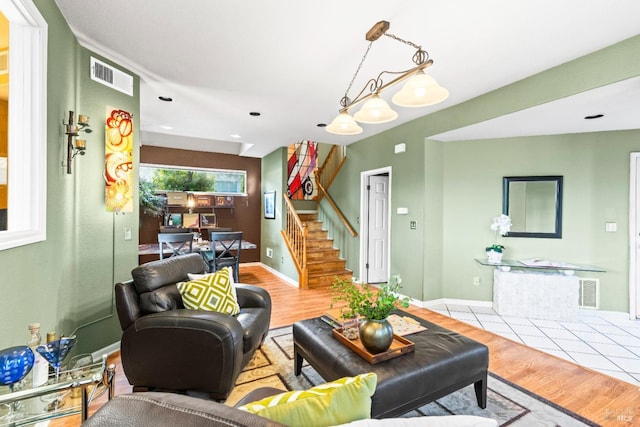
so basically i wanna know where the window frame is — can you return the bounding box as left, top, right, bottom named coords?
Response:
left=0, top=0, right=47, bottom=251
left=140, top=163, right=248, bottom=197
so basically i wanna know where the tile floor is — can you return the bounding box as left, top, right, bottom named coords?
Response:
left=428, top=303, right=640, bottom=387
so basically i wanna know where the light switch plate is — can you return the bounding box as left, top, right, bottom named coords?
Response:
left=605, top=222, right=617, bottom=232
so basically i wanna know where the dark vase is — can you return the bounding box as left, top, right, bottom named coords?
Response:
left=359, top=318, right=394, bottom=354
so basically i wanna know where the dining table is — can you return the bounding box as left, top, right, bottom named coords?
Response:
left=138, top=239, right=257, bottom=256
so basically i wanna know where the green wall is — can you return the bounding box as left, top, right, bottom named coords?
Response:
left=260, top=148, right=297, bottom=278
left=264, top=34, right=640, bottom=313
left=0, top=1, right=140, bottom=353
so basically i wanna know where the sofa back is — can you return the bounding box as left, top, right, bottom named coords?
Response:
left=115, top=253, right=208, bottom=330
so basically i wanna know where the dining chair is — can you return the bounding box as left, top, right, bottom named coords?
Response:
left=158, top=232, right=195, bottom=259
left=207, top=231, right=243, bottom=281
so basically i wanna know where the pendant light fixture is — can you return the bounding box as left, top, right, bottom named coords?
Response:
left=326, top=21, right=448, bottom=135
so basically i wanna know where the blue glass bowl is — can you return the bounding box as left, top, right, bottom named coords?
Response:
left=0, top=345, right=35, bottom=386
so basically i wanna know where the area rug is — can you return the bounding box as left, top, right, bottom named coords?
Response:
left=225, top=326, right=599, bottom=427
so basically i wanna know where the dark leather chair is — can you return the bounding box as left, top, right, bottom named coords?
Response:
left=114, top=253, right=272, bottom=400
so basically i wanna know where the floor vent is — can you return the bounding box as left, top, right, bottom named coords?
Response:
left=578, top=278, right=599, bottom=309
left=90, top=57, right=133, bottom=96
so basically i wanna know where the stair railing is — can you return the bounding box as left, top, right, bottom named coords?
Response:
left=315, top=145, right=357, bottom=237
left=316, top=145, right=346, bottom=198
left=281, top=194, right=309, bottom=288
left=316, top=182, right=358, bottom=237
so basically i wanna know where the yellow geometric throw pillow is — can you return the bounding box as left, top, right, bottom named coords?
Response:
left=176, top=267, right=240, bottom=315
left=238, top=372, right=377, bottom=427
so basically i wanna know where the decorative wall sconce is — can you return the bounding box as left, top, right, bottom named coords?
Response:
left=326, top=20, right=449, bottom=135
left=64, top=110, right=92, bottom=174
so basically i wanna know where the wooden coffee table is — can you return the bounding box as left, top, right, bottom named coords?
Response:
left=293, top=311, right=489, bottom=418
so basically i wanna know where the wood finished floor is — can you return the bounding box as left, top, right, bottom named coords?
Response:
left=53, top=264, right=639, bottom=427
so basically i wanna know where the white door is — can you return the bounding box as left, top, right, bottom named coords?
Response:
left=366, top=174, right=389, bottom=283
left=631, top=153, right=640, bottom=319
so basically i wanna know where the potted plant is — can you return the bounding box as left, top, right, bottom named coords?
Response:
left=330, top=275, right=410, bottom=354
left=139, top=179, right=166, bottom=218
left=486, top=214, right=511, bottom=263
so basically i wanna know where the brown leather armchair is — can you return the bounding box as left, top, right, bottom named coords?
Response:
left=115, top=253, right=271, bottom=400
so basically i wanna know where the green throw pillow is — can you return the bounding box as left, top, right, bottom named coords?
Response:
left=176, top=267, right=239, bottom=315
left=238, top=373, right=377, bottom=427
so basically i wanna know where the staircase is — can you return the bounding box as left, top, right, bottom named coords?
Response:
left=281, top=145, right=357, bottom=289
left=299, top=213, right=352, bottom=288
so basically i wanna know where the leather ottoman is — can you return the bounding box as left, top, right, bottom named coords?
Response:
left=293, top=312, right=489, bottom=418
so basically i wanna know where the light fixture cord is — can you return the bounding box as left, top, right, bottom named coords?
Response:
left=384, top=32, right=428, bottom=65
left=340, top=41, right=374, bottom=108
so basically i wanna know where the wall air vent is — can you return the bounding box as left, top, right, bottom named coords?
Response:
left=90, top=57, right=133, bottom=96
left=578, top=278, right=599, bottom=309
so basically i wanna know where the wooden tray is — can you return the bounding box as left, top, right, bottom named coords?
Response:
left=332, top=327, right=415, bottom=364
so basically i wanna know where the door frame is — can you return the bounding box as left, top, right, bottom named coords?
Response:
left=629, top=152, right=639, bottom=319
left=359, top=166, right=392, bottom=283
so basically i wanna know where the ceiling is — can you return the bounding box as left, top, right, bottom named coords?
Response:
left=54, top=0, right=640, bottom=158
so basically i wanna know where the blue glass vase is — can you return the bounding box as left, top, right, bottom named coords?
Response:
left=0, top=345, right=35, bottom=421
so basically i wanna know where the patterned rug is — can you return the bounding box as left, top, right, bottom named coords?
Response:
left=225, top=326, right=599, bottom=427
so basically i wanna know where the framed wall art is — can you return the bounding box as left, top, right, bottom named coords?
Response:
left=264, top=191, right=276, bottom=219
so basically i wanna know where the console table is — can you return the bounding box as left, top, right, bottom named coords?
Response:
left=475, top=258, right=605, bottom=320
left=0, top=355, right=115, bottom=426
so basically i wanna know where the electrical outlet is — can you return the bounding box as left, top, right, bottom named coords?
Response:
left=281, top=256, right=284, bottom=264
left=266, top=247, right=273, bottom=258
left=473, top=276, right=480, bottom=286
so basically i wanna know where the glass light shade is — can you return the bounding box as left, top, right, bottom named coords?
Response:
left=392, top=72, right=449, bottom=107
left=353, top=95, right=398, bottom=124
left=326, top=112, right=363, bottom=135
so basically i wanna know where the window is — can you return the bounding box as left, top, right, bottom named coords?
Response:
left=140, top=164, right=247, bottom=196
left=0, top=0, right=47, bottom=250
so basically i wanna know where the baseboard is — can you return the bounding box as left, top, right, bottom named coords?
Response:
left=415, top=298, right=493, bottom=309
left=92, top=341, right=121, bottom=362
left=251, top=262, right=299, bottom=287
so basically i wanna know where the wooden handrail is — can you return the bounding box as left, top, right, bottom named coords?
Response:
left=317, top=181, right=358, bottom=237
left=316, top=145, right=346, bottom=200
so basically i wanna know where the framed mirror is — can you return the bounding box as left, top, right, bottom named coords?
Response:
left=503, top=176, right=563, bottom=238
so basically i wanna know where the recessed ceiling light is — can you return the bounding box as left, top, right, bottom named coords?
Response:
left=230, top=134, right=242, bottom=139
left=249, top=112, right=261, bottom=117
left=317, top=123, right=327, bottom=128
left=158, top=96, right=173, bottom=102
left=584, top=113, right=604, bottom=120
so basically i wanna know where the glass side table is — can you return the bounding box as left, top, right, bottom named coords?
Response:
left=0, top=355, right=115, bottom=426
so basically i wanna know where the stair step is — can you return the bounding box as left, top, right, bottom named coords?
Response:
left=298, top=213, right=318, bottom=222
left=308, top=270, right=352, bottom=288
left=306, top=248, right=340, bottom=260
left=307, top=259, right=346, bottom=272
left=307, top=229, right=328, bottom=239
left=306, top=239, right=335, bottom=249
left=303, top=221, right=325, bottom=231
